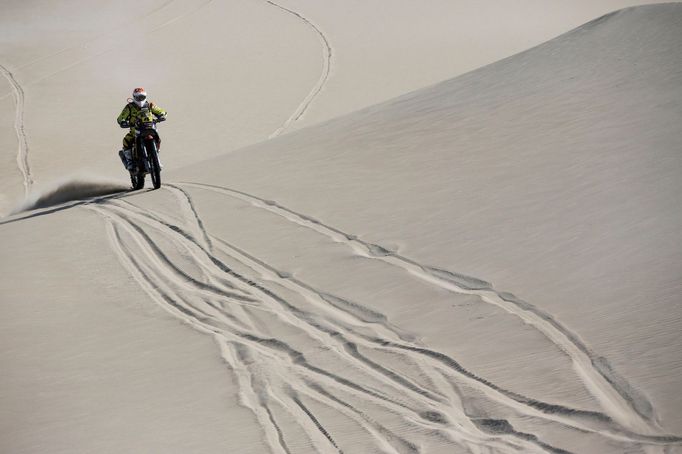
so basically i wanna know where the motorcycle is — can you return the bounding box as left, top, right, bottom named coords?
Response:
left=129, top=113, right=165, bottom=190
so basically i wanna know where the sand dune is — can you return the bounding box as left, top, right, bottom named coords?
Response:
left=0, top=0, right=667, bottom=215
left=169, top=3, right=682, bottom=450
left=2, top=2, right=682, bottom=453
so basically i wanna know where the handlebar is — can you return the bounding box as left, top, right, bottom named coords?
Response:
left=119, top=116, right=166, bottom=129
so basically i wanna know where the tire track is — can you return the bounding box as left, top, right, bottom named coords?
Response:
left=159, top=187, right=415, bottom=340
left=303, top=380, right=420, bottom=454
left=165, top=183, right=213, bottom=251
left=103, top=208, right=365, bottom=454
left=86, top=193, right=681, bottom=452
left=207, top=226, right=680, bottom=448
left=202, top=233, right=612, bottom=432
left=117, top=211, right=254, bottom=304
left=176, top=181, right=669, bottom=439
left=109, top=194, right=680, bottom=449
left=0, top=64, right=33, bottom=194
left=91, top=207, right=420, bottom=452
left=220, top=340, right=293, bottom=454
left=103, top=200, right=439, bottom=413
left=291, top=394, right=343, bottom=453
left=114, top=200, right=581, bottom=417
left=98, top=202, right=355, bottom=452
left=265, top=0, right=332, bottom=138
left=88, top=198, right=567, bottom=453
left=94, top=203, right=428, bottom=406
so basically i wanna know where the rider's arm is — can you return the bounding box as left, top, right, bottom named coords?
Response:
left=117, top=105, right=131, bottom=127
left=150, top=103, right=167, bottom=120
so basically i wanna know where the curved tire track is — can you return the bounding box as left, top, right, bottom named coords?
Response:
left=176, top=181, right=667, bottom=438
left=206, top=224, right=681, bottom=448
left=265, top=0, right=332, bottom=138
left=87, top=197, right=564, bottom=452
left=0, top=64, right=33, bottom=194
left=84, top=191, right=681, bottom=452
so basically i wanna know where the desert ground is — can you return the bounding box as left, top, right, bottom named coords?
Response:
left=1, top=1, right=681, bottom=453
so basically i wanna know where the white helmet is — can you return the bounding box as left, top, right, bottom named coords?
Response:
left=132, top=87, right=147, bottom=107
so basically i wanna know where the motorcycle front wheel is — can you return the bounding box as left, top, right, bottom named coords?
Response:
left=146, top=140, right=161, bottom=189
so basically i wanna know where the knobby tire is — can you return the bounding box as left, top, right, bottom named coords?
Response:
left=148, top=141, right=161, bottom=189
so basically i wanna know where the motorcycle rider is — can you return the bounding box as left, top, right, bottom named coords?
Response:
left=117, top=87, right=167, bottom=171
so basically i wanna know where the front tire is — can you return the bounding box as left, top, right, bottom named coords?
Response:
left=147, top=140, right=161, bottom=189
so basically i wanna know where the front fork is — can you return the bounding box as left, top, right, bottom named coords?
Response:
left=134, top=139, right=151, bottom=173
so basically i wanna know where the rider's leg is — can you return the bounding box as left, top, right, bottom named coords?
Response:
left=119, top=133, right=135, bottom=170
left=118, top=149, right=134, bottom=170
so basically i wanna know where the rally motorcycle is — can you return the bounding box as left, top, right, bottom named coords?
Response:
left=130, top=112, right=165, bottom=190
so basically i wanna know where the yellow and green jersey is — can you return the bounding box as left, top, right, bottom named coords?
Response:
left=117, top=101, right=166, bottom=129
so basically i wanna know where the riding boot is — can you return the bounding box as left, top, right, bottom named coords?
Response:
left=118, top=149, right=134, bottom=171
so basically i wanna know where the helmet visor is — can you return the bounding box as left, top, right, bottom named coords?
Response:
left=133, top=93, right=147, bottom=101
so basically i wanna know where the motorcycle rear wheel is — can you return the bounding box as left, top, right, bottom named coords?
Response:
left=130, top=171, right=145, bottom=190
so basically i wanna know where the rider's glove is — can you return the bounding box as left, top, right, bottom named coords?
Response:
left=156, top=116, right=167, bottom=122
left=119, top=120, right=130, bottom=128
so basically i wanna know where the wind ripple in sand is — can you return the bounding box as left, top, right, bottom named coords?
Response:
left=13, top=177, right=128, bottom=214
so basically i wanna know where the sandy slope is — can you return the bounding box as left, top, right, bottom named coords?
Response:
left=0, top=0, right=667, bottom=215
left=167, top=3, right=680, bottom=450
left=274, top=0, right=672, bottom=129
left=2, top=2, right=682, bottom=454
left=0, top=202, right=270, bottom=453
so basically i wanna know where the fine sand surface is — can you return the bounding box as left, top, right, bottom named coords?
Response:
left=0, top=0, right=668, bottom=214
left=2, top=2, right=682, bottom=453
